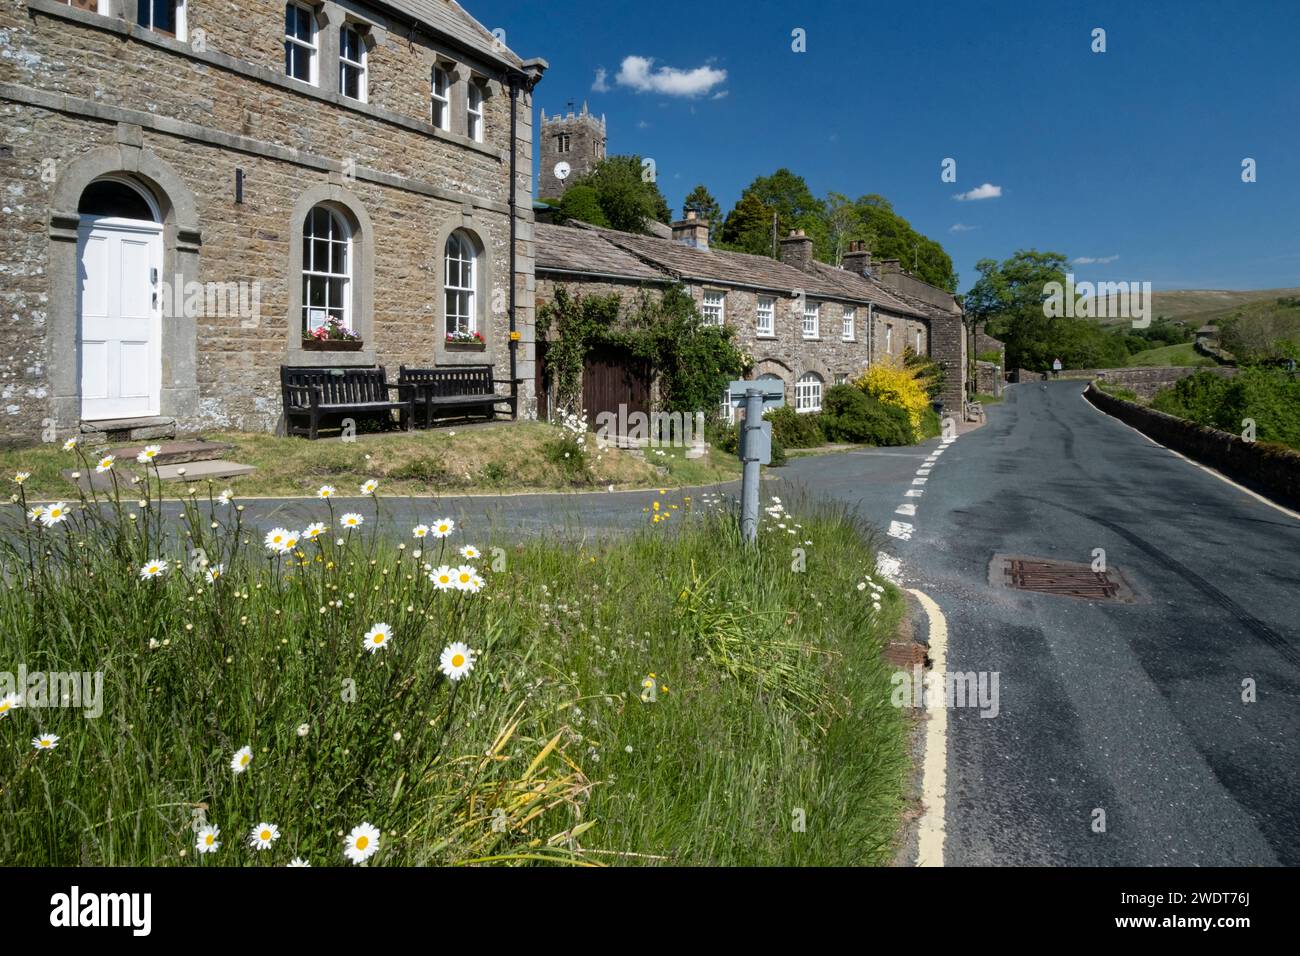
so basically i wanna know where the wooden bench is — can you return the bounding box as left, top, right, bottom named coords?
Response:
left=280, top=366, right=415, bottom=439
left=397, top=365, right=517, bottom=427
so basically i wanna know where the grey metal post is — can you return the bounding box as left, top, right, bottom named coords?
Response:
left=740, top=388, right=762, bottom=544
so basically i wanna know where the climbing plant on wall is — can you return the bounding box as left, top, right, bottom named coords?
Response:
left=538, top=284, right=747, bottom=416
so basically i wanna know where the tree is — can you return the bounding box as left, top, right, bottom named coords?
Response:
left=966, top=250, right=1131, bottom=371
left=556, top=184, right=609, bottom=228
left=720, top=169, right=827, bottom=259
left=681, top=184, right=722, bottom=239
left=568, top=156, right=672, bottom=234
left=718, top=191, right=776, bottom=256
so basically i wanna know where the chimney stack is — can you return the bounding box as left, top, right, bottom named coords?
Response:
left=778, top=229, right=814, bottom=271
left=671, top=210, right=710, bottom=250
left=841, top=240, right=871, bottom=277
left=874, top=257, right=902, bottom=277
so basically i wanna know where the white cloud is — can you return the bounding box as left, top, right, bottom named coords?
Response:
left=636, top=120, right=650, bottom=129
left=712, top=90, right=729, bottom=100
left=949, top=223, right=978, bottom=233
left=954, top=183, right=1002, bottom=201
left=615, top=55, right=727, bottom=98
left=592, top=68, right=609, bottom=93
left=1072, top=255, right=1120, bottom=265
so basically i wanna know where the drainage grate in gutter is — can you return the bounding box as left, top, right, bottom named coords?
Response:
left=990, top=554, right=1137, bottom=602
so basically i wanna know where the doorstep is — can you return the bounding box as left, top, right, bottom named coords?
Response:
left=79, top=416, right=177, bottom=445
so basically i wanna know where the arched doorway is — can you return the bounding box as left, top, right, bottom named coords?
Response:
left=77, top=176, right=164, bottom=420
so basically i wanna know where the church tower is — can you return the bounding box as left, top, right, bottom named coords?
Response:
left=538, top=101, right=607, bottom=200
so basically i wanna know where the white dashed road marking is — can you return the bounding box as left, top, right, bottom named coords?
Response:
left=888, top=520, right=914, bottom=540
left=895, top=503, right=917, bottom=516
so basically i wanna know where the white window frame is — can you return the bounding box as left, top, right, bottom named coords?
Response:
left=702, top=290, right=725, bottom=327
left=795, top=373, right=823, bottom=414
left=431, top=64, right=451, bottom=131
left=466, top=81, right=485, bottom=142
left=802, top=301, right=819, bottom=339
left=842, top=306, right=855, bottom=341
left=756, top=295, right=775, bottom=336
left=834, top=374, right=849, bottom=386
left=885, top=325, right=893, bottom=354
left=302, top=205, right=352, bottom=334
left=284, top=2, right=318, bottom=86
left=339, top=24, right=367, bottom=103
left=445, top=231, right=477, bottom=336
left=916, top=328, right=924, bottom=353
left=136, top=0, right=186, bottom=40
left=719, top=389, right=734, bottom=424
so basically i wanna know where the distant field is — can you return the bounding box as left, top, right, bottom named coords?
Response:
left=1089, top=287, right=1300, bottom=329
left=1125, top=342, right=1213, bottom=367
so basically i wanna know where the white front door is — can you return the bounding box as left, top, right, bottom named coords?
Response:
left=78, top=218, right=163, bottom=420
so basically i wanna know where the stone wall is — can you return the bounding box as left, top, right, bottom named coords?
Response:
left=1085, top=383, right=1300, bottom=508
left=0, top=0, right=539, bottom=438
left=1060, top=365, right=1234, bottom=399
left=975, top=361, right=1003, bottom=397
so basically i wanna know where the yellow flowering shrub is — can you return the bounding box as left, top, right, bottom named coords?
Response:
left=853, top=359, right=934, bottom=433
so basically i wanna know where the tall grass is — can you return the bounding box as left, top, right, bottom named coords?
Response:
left=0, top=448, right=910, bottom=866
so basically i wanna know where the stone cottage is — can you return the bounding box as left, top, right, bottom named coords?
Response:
left=0, top=0, right=546, bottom=443
left=534, top=216, right=956, bottom=422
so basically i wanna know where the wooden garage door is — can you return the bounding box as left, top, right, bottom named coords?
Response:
left=582, top=345, right=651, bottom=424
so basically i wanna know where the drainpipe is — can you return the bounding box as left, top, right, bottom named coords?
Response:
left=508, top=77, right=519, bottom=418
left=867, top=303, right=875, bottom=366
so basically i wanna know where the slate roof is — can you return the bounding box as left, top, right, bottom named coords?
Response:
left=534, top=223, right=670, bottom=283
left=535, top=222, right=945, bottom=319
left=378, top=0, right=526, bottom=69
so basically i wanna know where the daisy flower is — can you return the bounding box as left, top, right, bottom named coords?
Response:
left=282, top=530, right=300, bottom=552
left=466, top=572, right=486, bottom=593
left=248, top=823, right=280, bottom=850
left=439, top=642, right=475, bottom=681
left=139, top=558, right=167, bottom=580
left=26, top=505, right=45, bottom=524
left=287, top=858, right=311, bottom=867
left=230, top=745, right=253, bottom=774
left=62, top=437, right=78, bottom=451
left=39, top=502, right=69, bottom=527
left=95, top=455, right=115, bottom=473
left=195, top=824, right=221, bottom=854
left=135, top=444, right=162, bottom=464
left=412, top=524, right=429, bottom=539
left=459, top=545, right=480, bottom=560
left=452, top=565, right=476, bottom=591
left=32, top=734, right=59, bottom=751
left=0, top=692, right=23, bottom=718
left=304, top=521, right=327, bottom=540
left=264, top=527, right=291, bottom=552
left=217, top=488, right=234, bottom=505
left=430, top=517, right=454, bottom=538
left=205, top=564, right=224, bottom=584
left=13, top=471, right=30, bottom=485
left=340, top=513, right=363, bottom=530
left=362, top=622, right=393, bottom=653
left=343, top=822, right=380, bottom=865
left=429, top=566, right=455, bottom=590
left=360, top=479, right=378, bottom=495
left=316, top=485, right=336, bottom=499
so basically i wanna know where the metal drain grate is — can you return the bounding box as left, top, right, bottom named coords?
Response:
left=990, top=554, right=1137, bottom=603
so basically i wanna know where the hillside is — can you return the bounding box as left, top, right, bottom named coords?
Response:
left=1090, top=287, right=1300, bottom=329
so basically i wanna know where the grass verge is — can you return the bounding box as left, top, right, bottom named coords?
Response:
left=0, top=422, right=742, bottom=500
left=0, top=473, right=910, bottom=866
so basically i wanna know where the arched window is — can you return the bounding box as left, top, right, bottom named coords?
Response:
left=795, top=372, right=823, bottom=413
left=302, top=205, right=351, bottom=333
left=78, top=177, right=159, bottom=222
left=444, top=231, right=477, bottom=337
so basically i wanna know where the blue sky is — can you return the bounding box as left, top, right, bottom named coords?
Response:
left=470, top=0, right=1300, bottom=293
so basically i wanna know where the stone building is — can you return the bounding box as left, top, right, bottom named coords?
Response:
left=536, top=101, right=605, bottom=200
left=534, top=217, right=946, bottom=421
left=0, top=0, right=546, bottom=443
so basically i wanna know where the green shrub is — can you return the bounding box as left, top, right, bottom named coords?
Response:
left=915, top=407, right=942, bottom=442
left=764, top=405, right=824, bottom=448
left=1150, top=367, right=1300, bottom=449
left=820, top=385, right=913, bottom=446
left=706, top=419, right=786, bottom=466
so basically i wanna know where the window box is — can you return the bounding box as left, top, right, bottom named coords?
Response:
left=301, top=338, right=363, bottom=352
left=445, top=340, right=486, bottom=351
